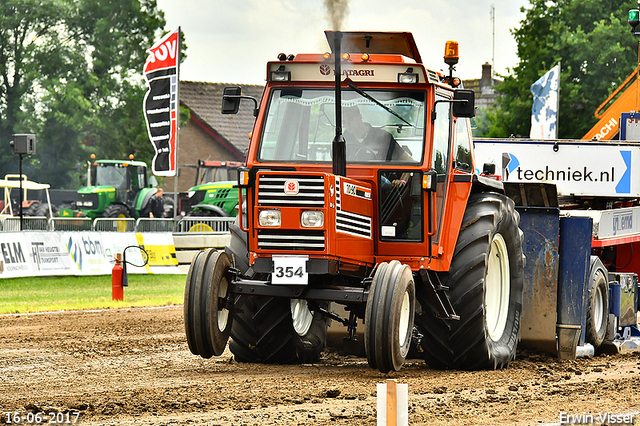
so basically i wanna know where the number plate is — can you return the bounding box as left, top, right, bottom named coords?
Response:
left=272, top=255, right=309, bottom=285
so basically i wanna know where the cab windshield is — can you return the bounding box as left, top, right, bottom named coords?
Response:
left=94, top=163, right=128, bottom=188
left=258, top=88, right=425, bottom=164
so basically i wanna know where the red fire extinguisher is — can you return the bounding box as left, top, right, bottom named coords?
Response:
left=112, top=253, right=124, bottom=301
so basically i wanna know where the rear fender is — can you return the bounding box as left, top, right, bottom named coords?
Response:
left=192, top=205, right=230, bottom=217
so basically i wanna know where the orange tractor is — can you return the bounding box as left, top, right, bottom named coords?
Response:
left=184, top=31, right=524, bottom=372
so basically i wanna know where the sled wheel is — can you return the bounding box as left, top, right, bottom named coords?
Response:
left=585, top=258, right=609, bottom=348
left=365, top=260, right=415, bottom=373
left=415, top=191, right=524, bottom=370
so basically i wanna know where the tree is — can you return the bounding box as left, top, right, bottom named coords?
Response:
left=487, top=0, right=638, bottom=139
left=0, top=0, right=167, bottom=188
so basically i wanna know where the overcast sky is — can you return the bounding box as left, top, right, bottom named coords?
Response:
left=155, top=0, right=530, bottom=85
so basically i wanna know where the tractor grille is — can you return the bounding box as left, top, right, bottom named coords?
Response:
left=258, top=229, right=325, bottom=251
left=258, top=175, right=325, bottom=207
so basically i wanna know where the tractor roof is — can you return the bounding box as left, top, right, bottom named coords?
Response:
left=96, top=159, right=148, bottom=168
left=324, top=31, right=422, bottom=63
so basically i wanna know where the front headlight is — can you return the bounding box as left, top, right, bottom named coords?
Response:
left=259, top=209, right=281, bottom=227
left=301, top=210, right=324, bottom=228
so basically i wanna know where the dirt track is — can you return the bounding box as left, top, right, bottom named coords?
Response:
left=1, top=305, right=639, bottom=425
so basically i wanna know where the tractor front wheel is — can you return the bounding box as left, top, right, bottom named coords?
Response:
left=103, top=204, right=130, bottom=218
left=364, top=260, right=415, bottom=373
left=184, top=249, right=234, bottom=358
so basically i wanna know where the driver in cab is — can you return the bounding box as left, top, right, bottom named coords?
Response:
left=343, top=106, right=413, bottom=162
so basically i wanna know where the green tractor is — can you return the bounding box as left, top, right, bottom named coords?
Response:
left=60, top=157, right=173, bottom=219
left=184, top=160, right=243, bottom=218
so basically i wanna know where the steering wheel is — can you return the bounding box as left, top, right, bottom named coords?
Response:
left=346, top=142, right=378, bottom=161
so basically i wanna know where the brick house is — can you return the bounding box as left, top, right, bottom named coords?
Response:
left=462, top=63, right=501, bottom=110
left=176, top=81, right=264, bottom=192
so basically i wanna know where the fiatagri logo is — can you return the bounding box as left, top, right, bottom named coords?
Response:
left=502, top=150, right=631, bottom=194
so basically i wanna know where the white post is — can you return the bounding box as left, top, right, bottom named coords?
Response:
left=377, top=379, right=408, bottom=426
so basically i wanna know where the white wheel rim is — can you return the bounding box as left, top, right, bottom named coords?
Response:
left=290, top=299, right=313, bottom=336
left=485, top=233, right=510, bottom=341
left=593, top=278, right=605, bottom=334
left=398, top=290, right=411, bottom=344
left=217, top=278, right=229, bottom=332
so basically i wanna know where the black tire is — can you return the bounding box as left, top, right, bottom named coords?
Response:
left=415, top=192, right=524, bottom=370
left=226, top=211, right=328, bottom=364
left=364, top=261, right=415, bottom=373
left=585, top=257, right=609, bottom=348
left=184, top=250, right=208, bottom=357
left=103, top=204, right=130, bottom=218
left=229, top=295, right=297, bottom=363
left=183, top=249, right=234, bottom=358
left=290, top=299, right=330, bottom=364
left=226, top=219, right=250, bottom=274
left=34, top=203, right=57, bottom=218
left=24, top=202, right=41, bottom=217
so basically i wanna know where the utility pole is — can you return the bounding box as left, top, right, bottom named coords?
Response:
left=491, top=4, right=496, bottom=79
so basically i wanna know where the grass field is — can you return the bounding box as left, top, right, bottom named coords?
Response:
left=0, top=274, right=187, bottom=314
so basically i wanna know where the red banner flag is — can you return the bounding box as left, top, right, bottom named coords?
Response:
left=143, top=28, right=180, bottom=176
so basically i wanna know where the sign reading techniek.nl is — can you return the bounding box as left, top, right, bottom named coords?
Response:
left=143, top=28, right=180, bottom=177
left=473, top=139, right=638, bottom=198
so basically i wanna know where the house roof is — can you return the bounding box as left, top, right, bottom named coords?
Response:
left=180, top=81, right=265, bottom=156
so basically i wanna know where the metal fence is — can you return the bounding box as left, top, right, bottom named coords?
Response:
left=93, top=218, right=136, bottom=232
left=136, top=218, right=175, bottom=233
left=0, top=216, right=234, bottom=233
left=175, top=216, right=234, bottom=233
left=0, top=216, right=50, bottom=231
left=50, top=217, right=93, bottom=231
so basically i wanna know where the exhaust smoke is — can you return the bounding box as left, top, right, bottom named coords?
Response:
left=324, top=0, right=349, bottom=30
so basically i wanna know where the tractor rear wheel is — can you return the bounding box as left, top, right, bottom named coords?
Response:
left=415, top=191, right=524, bottom=370
left=225, top=213, right=328, bottom=364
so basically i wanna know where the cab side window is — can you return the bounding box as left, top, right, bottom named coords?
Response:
left=431, top=97, right=450, bottom=174
left=454, top=117, right=472, bottom=172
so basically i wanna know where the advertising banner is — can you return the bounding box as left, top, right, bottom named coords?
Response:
left=0, top=232, right=181, bottom=279
left=25, top=233, right=76, bottom=275
left=474, top=139, right=640, bottom=198
left=0, top=233, right=31, bottom=278
left=143, top=28, right=180, bottom=177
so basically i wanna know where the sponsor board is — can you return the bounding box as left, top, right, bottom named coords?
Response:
left=474, top=139, right=639, bottom=197
left=63, top=232, right=110, bottom=275
left=25, top=233, right=75, bottom=274
left=0, top=232, right=182, bottom=278
left=0, top=234, right=30, bottom=277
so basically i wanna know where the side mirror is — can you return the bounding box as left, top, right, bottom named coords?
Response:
left=452, top=89, right=475, bottom=118
left=221, top=86, right=242, bottom=114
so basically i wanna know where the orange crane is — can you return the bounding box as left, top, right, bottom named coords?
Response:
left=582, top=67, right=640, bottom=140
